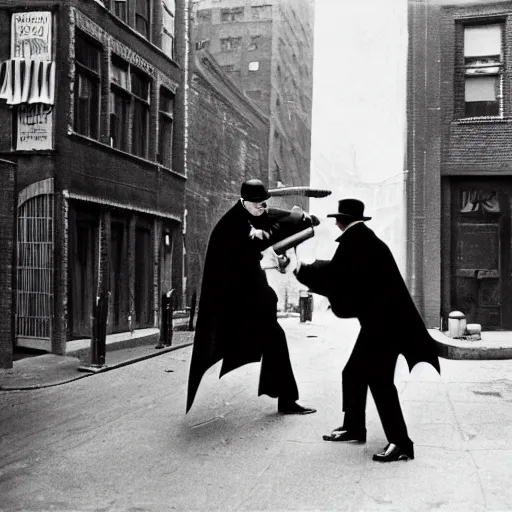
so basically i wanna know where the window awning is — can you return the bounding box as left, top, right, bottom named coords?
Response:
left=0, top=58, right=55, bottom=105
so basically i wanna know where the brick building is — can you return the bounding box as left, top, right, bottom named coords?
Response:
left=190, top=0, right=315, bottom=211
left=0, top=0, right=187, bottom=357
left=185, top=48, right=269, bottom=303
left=408, top=0, right=512, bottom=329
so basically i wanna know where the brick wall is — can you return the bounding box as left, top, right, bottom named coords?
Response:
left=0, top=159, right=16, bottom=368
left=185, top=50, right=269, bottom=303
left=440, top=1, right=512, bottom=174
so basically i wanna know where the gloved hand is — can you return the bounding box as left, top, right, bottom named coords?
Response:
left=249, top=227, right=270, bottom=240
left=276, top=254, right=290, bottom=274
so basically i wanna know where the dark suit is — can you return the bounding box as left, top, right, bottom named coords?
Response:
left=186, top=200, right=300, bottom=412
left=295, top=222, right=440, bottom=451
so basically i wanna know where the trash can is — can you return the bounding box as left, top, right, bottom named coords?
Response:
left=299, top=290, right=313, bottom=323
left=448, top=311, right=466, bottom=338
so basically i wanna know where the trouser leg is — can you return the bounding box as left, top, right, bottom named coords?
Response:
left=340, top=334, right=368, bottom=435
left=368, top=347, right=413, bottom=453
left=258, top=323, right=299, bottom=402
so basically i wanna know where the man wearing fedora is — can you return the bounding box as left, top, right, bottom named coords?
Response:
left=294, top=198, right=440, bottom=462
left=186, top=178, right=316, bottom=416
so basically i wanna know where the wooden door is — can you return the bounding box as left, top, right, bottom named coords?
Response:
left=451, top=181, right=512, bottom=329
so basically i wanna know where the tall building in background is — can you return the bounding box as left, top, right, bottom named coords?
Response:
left=191, top=0, right=315, bottom=210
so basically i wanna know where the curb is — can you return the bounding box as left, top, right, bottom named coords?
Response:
left=429, top=329, right=512, bottom=360
left=0, top=342, right=193, bottom=392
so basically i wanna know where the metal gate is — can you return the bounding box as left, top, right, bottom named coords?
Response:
left=16, top=179, right=54, bottom=350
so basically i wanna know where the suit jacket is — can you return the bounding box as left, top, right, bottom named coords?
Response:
left=295, top=222, right=440, bottom=374
left=186, top=201, right=313, bottom=412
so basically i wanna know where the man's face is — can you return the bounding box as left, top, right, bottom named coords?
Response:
left=244, top=200, right=267, bottom=217
left=335, top=219, right=347, bottom=231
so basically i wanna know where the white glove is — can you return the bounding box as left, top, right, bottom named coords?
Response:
left=249, top=227, right=270, bottom=240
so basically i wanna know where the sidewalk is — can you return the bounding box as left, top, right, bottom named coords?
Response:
left=1, top=315, right=511, bottom=392
left=0, top=331, right=194, bottom=391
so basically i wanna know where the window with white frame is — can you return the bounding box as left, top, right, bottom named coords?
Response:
left=74, top=32, right=101, bottom=139
left=162, top=0, right=175, bottom=59
left=464, top=24, right=503, bottom=117
left=158, top=87, right=174, bottom=168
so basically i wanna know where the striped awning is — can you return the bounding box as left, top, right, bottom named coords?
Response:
left=0, top=58, right=55, bottom=105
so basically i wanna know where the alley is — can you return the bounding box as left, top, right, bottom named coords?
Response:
left=1, top=314, right=512, bottom=511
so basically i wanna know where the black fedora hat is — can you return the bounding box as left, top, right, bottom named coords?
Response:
left=326, top=199, right=372, bottom=221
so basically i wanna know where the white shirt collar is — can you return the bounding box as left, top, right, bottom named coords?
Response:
left=341, top=220, right=364, bottom=234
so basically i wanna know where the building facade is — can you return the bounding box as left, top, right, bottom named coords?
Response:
left=408, top=0, right=512, bottom=329
left=191, top=0, right=315, bottom=211
left=185, top=48, right=269, bottom=305
left=0, top=0, right=187, bottom=357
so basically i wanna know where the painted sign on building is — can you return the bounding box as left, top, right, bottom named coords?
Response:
left=11, top=11, right=53, bottom=150
left=11, top=11, right=52, bottom=59
left=17, top=104, right=53, bottom=150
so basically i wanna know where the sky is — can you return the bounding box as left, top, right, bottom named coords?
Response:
left=302, top=0, right=409, bottom=264
left=309, top=0, right=408, bottom=215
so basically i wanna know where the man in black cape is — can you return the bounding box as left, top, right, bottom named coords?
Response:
left=186, top=179, right=316, bottom=415
left=294, top=198, right=441, bottom=462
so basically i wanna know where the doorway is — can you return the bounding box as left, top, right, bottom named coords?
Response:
left=451, top=180, right=512, bottom=329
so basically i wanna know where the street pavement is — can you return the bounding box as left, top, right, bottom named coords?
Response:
left=1, top=313, right=512, bottom=511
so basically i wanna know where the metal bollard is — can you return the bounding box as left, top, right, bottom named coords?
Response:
left=299, top=290, right=313, bottom=323
left=188, top=290, right=197, bottom=331
left=156, top=289, right=175, bottom=348
left=86, top=291, right=108, bottom=369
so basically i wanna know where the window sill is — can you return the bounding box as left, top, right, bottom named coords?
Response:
left=452, top=116, right=510, bottom=125
left=0, top=149, right=55, bottom=156
left=68, top=130, right=186, bottom=180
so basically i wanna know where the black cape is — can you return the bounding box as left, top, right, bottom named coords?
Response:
left=186, top=201, right=312, bottom=412
left=295, top=223, right=440, bottom=374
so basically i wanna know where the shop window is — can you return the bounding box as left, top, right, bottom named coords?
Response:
left=463, top=24, right=503, bottom=117
left=162, top=0, right=175, bottom=59
left=158, top=87, right=174, bottom=168
left=221, top=7, right=243, bottom=22
left=135, top=0, right=150, bottom=38
left=74, top=32, right=101, bottom=139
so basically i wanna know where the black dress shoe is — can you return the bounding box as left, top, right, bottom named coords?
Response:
left=372, top=443, right=414, bottom=462
left=278, top=401, right=316, bottom=415
left=322, top=428, right=366, bottom=443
